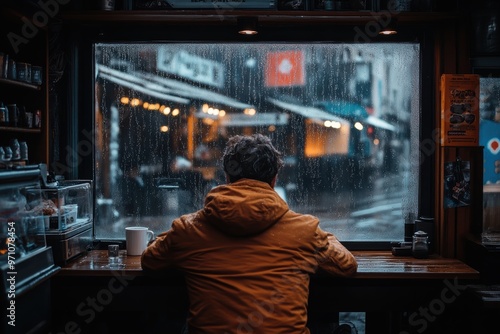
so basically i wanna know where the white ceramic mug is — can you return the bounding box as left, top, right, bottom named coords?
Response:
left=125, top=226, right=154, bottom=256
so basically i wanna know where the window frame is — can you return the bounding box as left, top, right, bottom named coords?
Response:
left=66, top=19, right=436, bottom=250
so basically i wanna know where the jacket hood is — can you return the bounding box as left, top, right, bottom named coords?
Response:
left=202, top=179, right=289, bottom=237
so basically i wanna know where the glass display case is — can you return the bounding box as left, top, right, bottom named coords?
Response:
left=0, top=166, right=60, bottom=334
left=38, top=180, right=94, bottom=265
left=0, top=168, right=47, bottom=259
left=38, top=180, right=93, bottom=231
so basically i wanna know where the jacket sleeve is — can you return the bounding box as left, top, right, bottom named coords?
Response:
left=314, top=228, right=358, bottom=277
left=140, top=228, right=176, bottom=273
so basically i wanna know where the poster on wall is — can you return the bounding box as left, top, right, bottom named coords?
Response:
left=444, top=158, right=471, bottom=208
left=440, top=74, right=480, bottom=146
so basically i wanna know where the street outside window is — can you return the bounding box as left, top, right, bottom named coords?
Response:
left=93, top=43, right=420, bottom=242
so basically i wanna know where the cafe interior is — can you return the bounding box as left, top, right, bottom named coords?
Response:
left=1, top=0, right=500, bottom=333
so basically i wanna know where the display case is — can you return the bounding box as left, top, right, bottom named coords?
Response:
left=39, top=180, right=94, bottom=265
left=0, top=168, right=47, bottom=258
left=0, top=166, right=60, bottom=334
left=38, top=181, right=93, bottom=231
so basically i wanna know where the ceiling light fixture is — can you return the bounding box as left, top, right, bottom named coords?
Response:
left=379, top=17, right=398, bottom=35
left=238, top=17, right=258, bottom=35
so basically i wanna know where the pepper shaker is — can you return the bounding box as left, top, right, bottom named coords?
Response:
left=412, top=230, right=429, bottom=259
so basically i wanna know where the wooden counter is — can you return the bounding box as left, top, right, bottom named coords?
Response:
left=58, top=250, right=479, bottom=279
left=51, top=250, right=482, bottom=334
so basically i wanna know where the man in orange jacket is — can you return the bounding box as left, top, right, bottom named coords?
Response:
left=141, top=133, right=358, bottom=334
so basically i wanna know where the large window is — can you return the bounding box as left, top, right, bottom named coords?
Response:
left=93, top=43, right=420, bottom=242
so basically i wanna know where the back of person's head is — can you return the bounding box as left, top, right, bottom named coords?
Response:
left=222, top=134, right=284, bottom=185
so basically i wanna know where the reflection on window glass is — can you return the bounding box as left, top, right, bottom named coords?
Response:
left=94, top=43, right=420, bottom=241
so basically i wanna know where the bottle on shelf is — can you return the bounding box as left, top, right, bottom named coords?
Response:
left=7, top=104, right=19, bottom=127
left=0, top=52, right=5, bottom=78
left=24, top=108, right=33, bottom=128
left=18, top=105, right=26, bottom=127
left=1, top=54, right=9, bottom=79
left=34, top=110, right=41, bottom=128
left=0, top=101, right=8, bottom=125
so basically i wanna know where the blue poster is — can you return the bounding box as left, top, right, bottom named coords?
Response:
left=480, top=119, right=500, bottom=185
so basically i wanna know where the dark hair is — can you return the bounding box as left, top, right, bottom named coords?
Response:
left=222, top=134, right=284, bottom=185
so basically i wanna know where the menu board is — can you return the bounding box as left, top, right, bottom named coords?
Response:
left=440, top=74, right=480, bottom=146
left=162, top=0, right=276, bottom=9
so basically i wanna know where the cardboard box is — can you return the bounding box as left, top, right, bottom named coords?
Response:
left=440, top=74, right=480, bottom=146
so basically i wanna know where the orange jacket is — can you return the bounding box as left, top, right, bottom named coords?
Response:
left=141, top=179, right=358, bottom=334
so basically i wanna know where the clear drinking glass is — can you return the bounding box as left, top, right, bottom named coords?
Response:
left=108, top=244, right=122, bottom=268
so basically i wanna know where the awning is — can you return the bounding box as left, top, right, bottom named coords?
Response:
left=267, top=98, right=350, bottom=127
left=96, top=64, right=190, bottom=104
left=315, top=101, right=368, bottom=119
left=315, top=101, right=397, bottom=132
left=365, top=116, right=397, bottom=131
left=140, top=71, right=254, bottom=110
left=96, top=64, right=255, bottom=110
left=218, top=113, right=289, bottom=127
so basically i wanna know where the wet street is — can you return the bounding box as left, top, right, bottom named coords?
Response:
left=289, top=173, right=407, bottom=242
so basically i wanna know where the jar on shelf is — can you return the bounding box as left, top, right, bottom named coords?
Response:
left=7, top=104, right=19, bottom=127
left=17, top=62, right=29, bottom=82
left=3, top=146, right=12, bottom=161
left=7, top=58, right=16, bottom=80
left=20, top=141, right=28, bottom=161
left=1, top=53, right=8, bottom=79
left=0, top=101, right=8, bottom=126
left=0, top=52, right=5, bottom=78
left=34, top=110, right=42, bottom=128
left=10, top=139, right=21, bottom=161
left=24, top=110, right=33, bottom=128
left=31, top=66, right=42, bottom=85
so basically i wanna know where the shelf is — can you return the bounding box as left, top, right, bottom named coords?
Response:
left=1, top=3, right=51, bottom=167
left=61, top=10, right=463, bottom=25
left=0, top=160, right=27, bottom=169
left=0, top=77, right=42, bottom=90
left=0, top=126, right=41, bottom=133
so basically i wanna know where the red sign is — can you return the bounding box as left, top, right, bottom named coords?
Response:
left=488, top=138, right=500, bottom=155
left=265, top=51, right=305, bottom=87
